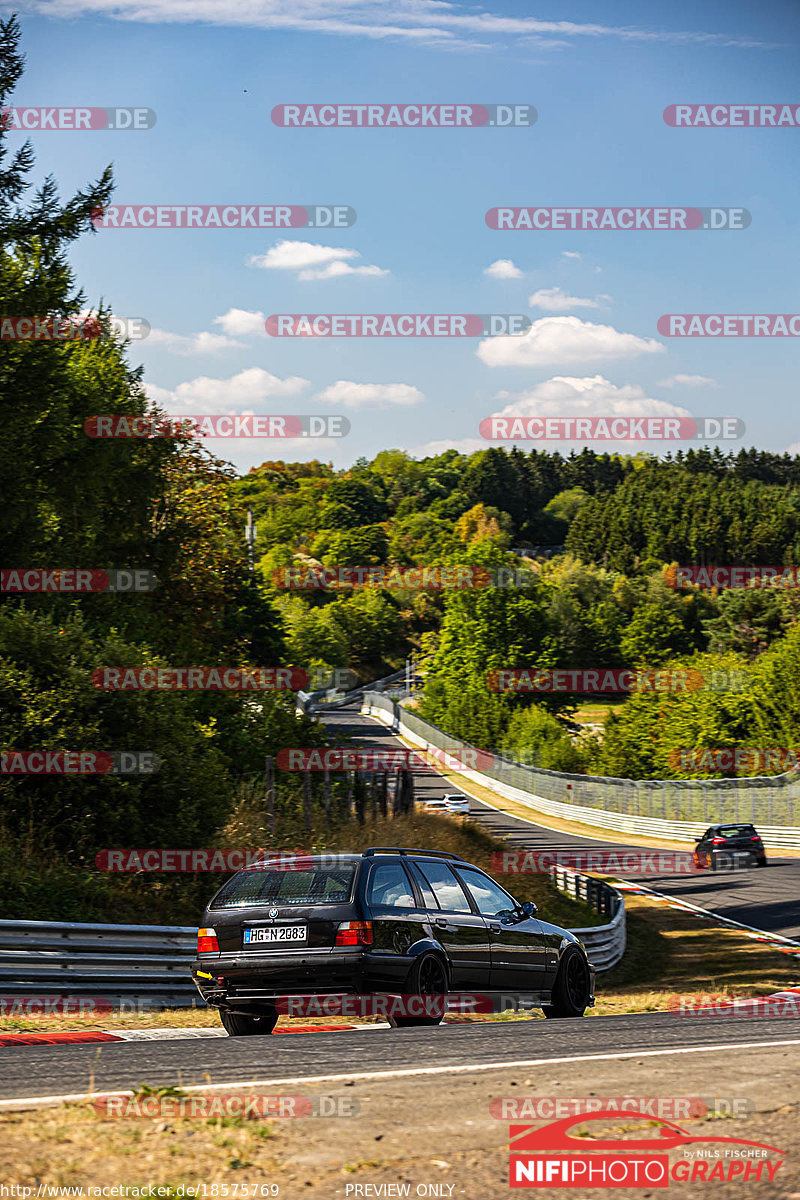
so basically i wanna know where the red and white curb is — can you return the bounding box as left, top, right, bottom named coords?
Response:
left=0, top=1023, right=391, bottom=1047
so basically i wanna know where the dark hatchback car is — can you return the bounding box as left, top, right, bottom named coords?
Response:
left=192, top=847, right=596, bottom=1035
left=693, top=824, right=767, bottom=870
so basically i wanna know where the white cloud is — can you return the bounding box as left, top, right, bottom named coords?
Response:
left=485, top=375, right=689, bottom=438
left=657, top=373, right=719, bottom=389
left=528, top=287, right=611, bottom=312
left=144, top=367, right=310, bottom=413
left=477, top=316, right=665, bottom=368
left=300, top=261, right=389, bottom=281
left=484, top=259, right=523, bottom=280
left=26, top=2, right=773, bottom=50
left=213, top=308, right=266, bottom=337
left=314, top=380, right=424, bottom=409
left=786, top=443, right=800, bottom=456
left=248, top=240, right=388, bottom=281
left=145, top=329, right=244, bottom=355
left=561, top=251, right=582, bottom=260
left=249, top=241, right=359, bottom=271
left=409, top=438, right=485, bottom=457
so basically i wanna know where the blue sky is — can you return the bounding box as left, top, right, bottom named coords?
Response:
left=6, top=0, right=800, bottom=470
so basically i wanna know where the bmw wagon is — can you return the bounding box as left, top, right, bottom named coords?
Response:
left=192, top=847, right=596, bottom=1035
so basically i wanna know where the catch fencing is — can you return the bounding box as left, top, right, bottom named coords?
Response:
left=361, top=693, right=800, bottom=848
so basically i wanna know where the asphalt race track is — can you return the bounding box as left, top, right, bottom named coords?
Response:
left=2, top=1013, right=800, bottom=1103
left=320, top=706, right=800, bottom=940
left=1, top=702, right=798, bottom=1109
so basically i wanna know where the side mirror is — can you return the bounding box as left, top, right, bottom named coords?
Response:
left=520, top=900, right=538, bottom=917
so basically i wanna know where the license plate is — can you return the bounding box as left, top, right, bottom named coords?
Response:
left=243, top=925, right=306, bottom=946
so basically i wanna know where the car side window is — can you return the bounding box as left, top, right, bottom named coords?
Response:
left=367, top=862, right=416, bottom=908
left=456, top=868, right=517, bottom=918
left=407, top=861, right=439, bottom=909
left=416, top=861, right=472, bottom=913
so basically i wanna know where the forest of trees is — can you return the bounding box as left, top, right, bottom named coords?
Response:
left=237, top=445, right=800, bottom=783
left=3, top=12, right=800, bottom=921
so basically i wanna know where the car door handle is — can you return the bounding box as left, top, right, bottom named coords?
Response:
left=488, top=923, right=502, bottom=933
left=435, top=918, right=456, bottom=930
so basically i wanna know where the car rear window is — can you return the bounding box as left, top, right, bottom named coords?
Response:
left=367, top=862, right=416, bottom=908
left=718, top=825, right=757, bottom=839
left=209, top=866, right=356, bottom=908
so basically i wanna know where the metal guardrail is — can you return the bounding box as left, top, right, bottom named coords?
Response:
left=0, top=877, right=625, bottom=1005
left=549, top=867, right=626, bottom=972
left=298, top=667, right=422, bottom=710
left=361, top=693, right=800, bottom=849
left=0, top=919, right=201, bottom=1009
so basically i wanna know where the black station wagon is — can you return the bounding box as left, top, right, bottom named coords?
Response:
left=192, top=847, right=596, bottom=1035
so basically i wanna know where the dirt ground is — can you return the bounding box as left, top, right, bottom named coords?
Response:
left=0, top=1040, right=798, bottom=1199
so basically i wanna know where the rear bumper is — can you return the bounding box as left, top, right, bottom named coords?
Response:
left=192, top=950, right=366, bottom=1007
left=709, top=849, right=764, bottom=867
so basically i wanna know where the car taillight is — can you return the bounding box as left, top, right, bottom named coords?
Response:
left=751, top=836, right=762, bottom=842
left=335, top=920, right=373, bottom=947
left=712, top=838, right=726, bottom=845
left=197, top=927, right=220, bottom=954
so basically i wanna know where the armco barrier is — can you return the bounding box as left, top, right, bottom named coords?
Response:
left=360, top=693, right=800, bottom=850
left=0, top=919, right=201, bottom=1008
left=550, top=867, right=626, bottom=972
left=297, top=666, right=410, bottom=715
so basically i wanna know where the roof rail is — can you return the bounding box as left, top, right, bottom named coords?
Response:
left=362, top=846, right=467, bottom=861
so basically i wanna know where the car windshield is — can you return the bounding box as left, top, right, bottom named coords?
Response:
left=210, top=866, right=356, bottom=908
left=717, top=825, right=757, bottom=839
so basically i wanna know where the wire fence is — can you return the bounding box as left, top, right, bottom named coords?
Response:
left=363, top=693, right=800, bottom=831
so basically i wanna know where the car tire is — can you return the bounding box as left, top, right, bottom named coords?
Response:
left=543, top=946, right=592, bottom=1019
left=388, top=952, right=448, bottom=1028
left=219, top=1007, right=279, bottom=1036
left=708, top=853, right=716, bottom=872
left=757, top=858, right=768, bottom=867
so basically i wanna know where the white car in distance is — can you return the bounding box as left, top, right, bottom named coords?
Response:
left=443, top=793, right=470, bottom=814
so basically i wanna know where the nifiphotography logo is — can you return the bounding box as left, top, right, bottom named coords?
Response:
left=508, top=1109, right=785, bottom=1188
